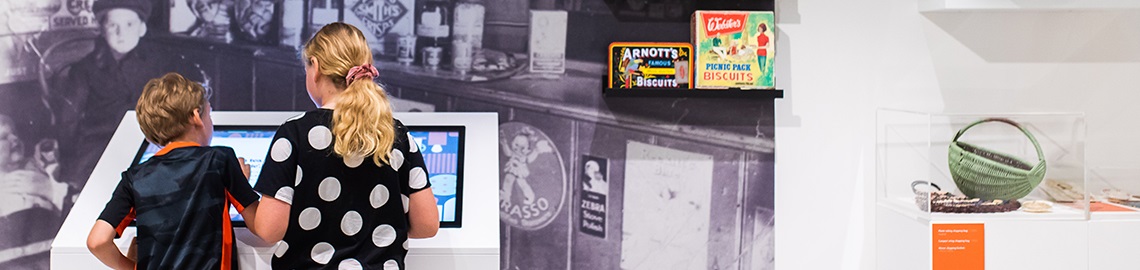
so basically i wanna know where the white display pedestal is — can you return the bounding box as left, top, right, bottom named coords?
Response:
left=876, top=200, right=1090, bottom=270
left=51, top=111, right=501, bottom=269
left=1088, top=212, right=1140, bottom=269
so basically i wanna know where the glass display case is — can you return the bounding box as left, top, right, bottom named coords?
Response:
left=876, top=109, right=1088, bottom=221
left=1086, top=167, right=1140, bottom=218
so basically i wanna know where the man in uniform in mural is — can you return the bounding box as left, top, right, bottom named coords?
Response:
left=54, top=0, right=204, bottom=192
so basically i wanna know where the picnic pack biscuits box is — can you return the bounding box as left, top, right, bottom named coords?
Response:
left=607, top=42, right=692, bottom=89
left=692, top=11, right=775, bottom=89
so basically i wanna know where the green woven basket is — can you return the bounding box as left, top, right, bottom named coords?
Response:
left=948, top=118, right=1047, bottom=201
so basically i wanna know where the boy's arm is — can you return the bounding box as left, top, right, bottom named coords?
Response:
left=87, top=220, right=134, bottom=270
left=89, top=175, right=135, bottom=270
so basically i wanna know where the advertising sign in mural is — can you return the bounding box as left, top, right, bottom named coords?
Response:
left=498, top=122, right=566, bottom=231
left=579, top=155, right=608, bottom=238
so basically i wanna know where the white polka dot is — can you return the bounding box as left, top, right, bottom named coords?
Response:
left=402, top=239, right=409, bottom=250
left=409, top=167, right=428, bottom=189
left=271, top=138, right=292, bottom=162
left=389, top=149, right=405, bottom=171
left=286, top=112, right=306, bottom=122
left=401, top=194, right=410, bottom=213
left=299, top=207, right=321, bottom=230
left=384, top=259, right=400, bottom=270
left=407, top=133, right=419, bottom=153
left=338, top=259, right=363, bottom=270
left=341, top=211, right=363, bottom=236
left=274, top=241, right=289, bottom=258
left=311, top=242, right=335, bottom=265
left=372, top=225, right=397, bottom=247
left=309, top=125, right=333, bottom=150
left=319, top=177, right=341, bottom=202
left=344, top=154, right=364, bottom=168
left=295, top=165, right=304, bottom=186
left=275, top=187, right=294, bottom=205
left=370, top=185, right=390, bottom=208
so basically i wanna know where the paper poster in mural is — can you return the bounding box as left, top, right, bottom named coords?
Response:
left=692, top=10, right=775, bottom=90
left=498, top=122, right=566, bottom=230
left=579, top=155, right=608, bottom=238
left=621, top=141, right=714, bottom=270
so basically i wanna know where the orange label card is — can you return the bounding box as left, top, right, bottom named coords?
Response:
left=932, top=223, right=984, bottom=270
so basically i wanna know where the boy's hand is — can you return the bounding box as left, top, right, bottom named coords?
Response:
left=238, top=157, right=251, bottom=179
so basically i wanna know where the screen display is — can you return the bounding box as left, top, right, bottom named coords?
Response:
left=131, top=125, right=464, bottom=228
left=408, top=127, right=465, bottom=228
left=133, top=127, right=276, bottom=225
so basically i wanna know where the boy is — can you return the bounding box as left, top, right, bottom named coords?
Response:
left=86, top=73, right=261, bottom=270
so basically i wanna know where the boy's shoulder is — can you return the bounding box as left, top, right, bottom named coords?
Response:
left=206, top=145, right=236, bottom=154
left=130, top=146, right=235, bottom=169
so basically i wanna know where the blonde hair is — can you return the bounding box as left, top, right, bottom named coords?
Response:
left=136, top=72, right=209, bottom=146
left=303, top=22, right=395, bottom=166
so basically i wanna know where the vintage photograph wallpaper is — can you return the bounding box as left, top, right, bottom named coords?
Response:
left=0, top=0, right=775, bottom=269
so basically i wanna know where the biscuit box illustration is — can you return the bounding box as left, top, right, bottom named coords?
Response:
left=607, top=42, right=692, bottom=89
left=692, top=10, right=775, bottom=89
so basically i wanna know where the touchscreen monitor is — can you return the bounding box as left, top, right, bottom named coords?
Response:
left=407, top=126, right=465, bottom=228
left=131, top=125, right=465, bottom=228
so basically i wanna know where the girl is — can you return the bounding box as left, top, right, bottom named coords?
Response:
left=249, top=22, right=439, bottom=269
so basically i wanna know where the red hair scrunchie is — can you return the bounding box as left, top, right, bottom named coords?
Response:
left=345, top=63, right=379, bottom=85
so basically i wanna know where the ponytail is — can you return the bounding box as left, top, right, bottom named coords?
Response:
left=304, top=22, right=397, bottom=167
left=331, top=72, right=395, bottom=166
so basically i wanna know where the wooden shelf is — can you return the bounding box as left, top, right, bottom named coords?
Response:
left=919, top=0, right=1140, bottom=12
left=603, top=88, right=784, bottom=99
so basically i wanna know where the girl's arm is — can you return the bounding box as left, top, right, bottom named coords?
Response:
left=246, top=196, right=291, bottom=243
left=407, top=188, right=440, bottom=238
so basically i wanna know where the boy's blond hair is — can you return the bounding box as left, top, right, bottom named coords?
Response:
left=136, top=73, right=209, bottom=146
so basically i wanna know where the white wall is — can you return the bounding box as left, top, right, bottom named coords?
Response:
left=773, top=0, right=1140, bottom=268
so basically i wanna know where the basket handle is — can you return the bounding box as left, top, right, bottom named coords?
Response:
left=911, top=180, right=941, bottom=194
left=952, top=118, right=1045, bottom=163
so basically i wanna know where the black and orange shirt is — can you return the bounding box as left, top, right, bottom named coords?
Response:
left=97, top=143, right=260, bottom=270
left=255, top=110, right=431, bottom=269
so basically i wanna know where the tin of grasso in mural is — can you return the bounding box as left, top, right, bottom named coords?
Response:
left=499, top=122, right=566, bottom=230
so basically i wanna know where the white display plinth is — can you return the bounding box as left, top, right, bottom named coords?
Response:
left=876, top=203, right=1090, bottom=270
left=51, top=111, right=500, bottom=270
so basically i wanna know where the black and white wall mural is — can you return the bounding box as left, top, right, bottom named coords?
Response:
left=0, top=0, right=775, bottom=269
